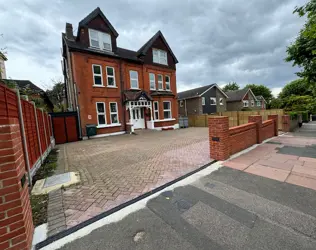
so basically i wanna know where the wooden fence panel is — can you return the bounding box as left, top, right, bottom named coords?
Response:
left=187, top=109, right=284, bottom=129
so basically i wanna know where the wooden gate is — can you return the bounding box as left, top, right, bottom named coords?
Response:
left=50, top=112, right=80, bottom=144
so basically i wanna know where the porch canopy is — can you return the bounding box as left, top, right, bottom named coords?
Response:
left=124, top=90, right=154, bottom=131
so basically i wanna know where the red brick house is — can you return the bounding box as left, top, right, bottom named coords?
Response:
left=62, top=7, right=179, bottom=138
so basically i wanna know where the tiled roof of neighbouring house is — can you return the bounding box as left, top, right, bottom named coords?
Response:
left=225, top=88, right=249, bottom=102
left=177, top=84, right=215, bottom=100
left=1, top=79, right=44, bottom=93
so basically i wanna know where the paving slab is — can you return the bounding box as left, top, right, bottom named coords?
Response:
left=244, top=164, right=290, bottom=182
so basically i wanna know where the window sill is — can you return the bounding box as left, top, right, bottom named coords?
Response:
left=130, top=88, right=140, bottom=90
left=154, top=118, right=176, bottom=122
left=107, top=86, right=118, bottom=88
left=93, top=85, right=105, bottom=88
left=97, top=123, right=122, bottom=128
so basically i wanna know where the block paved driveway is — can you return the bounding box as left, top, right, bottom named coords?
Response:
left=49, top=128, right=211, bottom=234
left=224, top=122, right=316, bottom=191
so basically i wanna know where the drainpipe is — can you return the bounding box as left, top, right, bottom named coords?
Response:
left=74, top=83, right=82, bottom=139
left=119, top=59, right=126, bottom=131
left=16, top=89, right=32, bottom=187
left=185, top=99, right=187, bottom=116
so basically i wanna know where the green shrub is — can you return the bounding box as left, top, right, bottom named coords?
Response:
left=288, top=111, right=298, bottom=120
left=241, top=107, right=252, bottom=111
left=291, top=111, right=309, bottom=122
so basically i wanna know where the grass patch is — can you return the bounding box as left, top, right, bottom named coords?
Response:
left=31, top=194, right=49, bottom=226
left=32, top=148, right=59, bottom=185
left=31, top=148, right=59, bottom=226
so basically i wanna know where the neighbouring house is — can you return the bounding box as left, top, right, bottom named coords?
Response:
left=0, top=52, right=7, bottom=79
left=62, top=7, right=179, bottom=137
left=225, top=88, right=265, bottom=111
left=1, top=79, right=54, bottom=112
left=256, top=95, right=267, bottom=109
left=177, top=84, right=228, bottom=116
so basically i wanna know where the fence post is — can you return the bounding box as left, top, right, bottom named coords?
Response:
left=41, top=108, right=48, bottom=151
left=248, top=115, right=262, bottom=144
left=208, top=116, right=230, bottom=161
left=33, top=102, right=43, bottom=164
left=205, top=114, right=207, bottom=127
left=16, top=89, right=32, bottom=187
left=237, top=111, right=240, bottom=126
left=282, top=115, right=290, bottom=132
left=268, top=114, right=278, bottom=136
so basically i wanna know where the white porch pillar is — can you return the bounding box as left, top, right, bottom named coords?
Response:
left=128, top=102, right=134, bottom=133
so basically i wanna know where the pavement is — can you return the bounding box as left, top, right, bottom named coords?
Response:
left=47, top=128, right=211, bottom=236
left=55, top=165, right=316, bottom=250
left=38, top=122, right=316, bottom=250
left=224, top=122, right=316, bottom=190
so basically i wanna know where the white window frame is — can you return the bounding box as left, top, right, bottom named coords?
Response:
left=149, top=73, right=156, bottom=90
left=210, top=97, right=216, bottom=105
left=243, top=100, right=249, bottom=107
left=165, top=75, right=171, bottom=91
left=96, top=102, right=106, bottom=125
left=257, top=101, right=261, bottom=107
left=179, top=100, right=183, bottom=107
left=92, top=64, right=103, bottom=86
left=163, top=101, right=172, bottom=119
left=158, top=74, right=163, bottom=90
left=153, top=48, right=168, bottom=65
left=106, top=66, right=116, bottom=87
left=153, top=101, right=159, bottom=120
left=89, top=29, right=112, bottom=51
left=109, top=102, right=119, bottom=124
left=129, top=70, right=139, bottom=89
left=202, top=97, right=205, bottom=106
left=219, top=98, right=223, bottom=105
left=251, top=100, right=254, bottom=107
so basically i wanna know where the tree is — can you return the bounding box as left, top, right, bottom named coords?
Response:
left=244, top=84, right=273, bottom=101
left=285, top=0, right=316, bottom=94
left=278, top=78, right=313, bottom=99
left=282, top=95, right=316, bottom=113
left=268, top=97, right=283, bottom=109
left=46, top=80, right=65, bottom=112
left=222, top=82, right=239, bottom=92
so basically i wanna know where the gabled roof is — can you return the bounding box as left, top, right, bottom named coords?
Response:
left=77, top=7, right=119, bottom=37
left=256, top=95, right=267, bottom=103
left=123, top=90, right=153, bottom=102
left=137, top=31, right=178, bottom=63
left=177, top=84, right=228, bottom=100
left=226, top=88, right=257, bottom=102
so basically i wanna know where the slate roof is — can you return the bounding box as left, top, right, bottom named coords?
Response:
left=62, top=8, right=178, bottom=64
left=177, top=84, right=215, bottom=100
left=78, top=7, right=118, bottom=37
left=226, top=89, right=249, bottom=102
left=1, top=79, right=43, bottom=93
left=137, top=31, right=178, bottom=63
left=123, top=90, right=153, bottom=102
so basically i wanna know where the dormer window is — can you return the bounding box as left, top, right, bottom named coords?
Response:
left=89, top=29, right=112, bottom=51
left=153, top=49, right=167, bottom=65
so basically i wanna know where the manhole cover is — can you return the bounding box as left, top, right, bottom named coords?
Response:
left=161, top=191, right=173, bottom=198
left=44, top=173, right=71, bottom=188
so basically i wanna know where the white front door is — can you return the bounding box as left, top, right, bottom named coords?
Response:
left=133, top=108, right=145, bottom=129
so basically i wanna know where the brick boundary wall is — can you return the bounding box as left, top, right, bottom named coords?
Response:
left=229, top=123, right=257, bottom=155
left=0, top=118, right=34, bottom=250
left=209, top=115, right=278, bottom=161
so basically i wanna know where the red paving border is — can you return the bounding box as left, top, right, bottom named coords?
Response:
left=224, top=136, right=316, bottom=191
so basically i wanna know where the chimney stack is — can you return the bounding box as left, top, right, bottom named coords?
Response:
left=65, top=23, right=74, bottom=40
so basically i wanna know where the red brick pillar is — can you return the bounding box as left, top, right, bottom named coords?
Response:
left=248, top=115, right=262, bottom=144
left=282, top=115, right=290, bottom=132
left=208, top=116, right=230, bottom=161
left=0, top=118, right=34, bottom=250
left=268, top=114, right=278, bottom=136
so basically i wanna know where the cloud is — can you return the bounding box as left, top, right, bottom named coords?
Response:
left=0, top=0, right=309, bottom=91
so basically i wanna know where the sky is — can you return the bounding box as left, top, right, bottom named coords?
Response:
left=0, top=0, right=309, bottom=97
